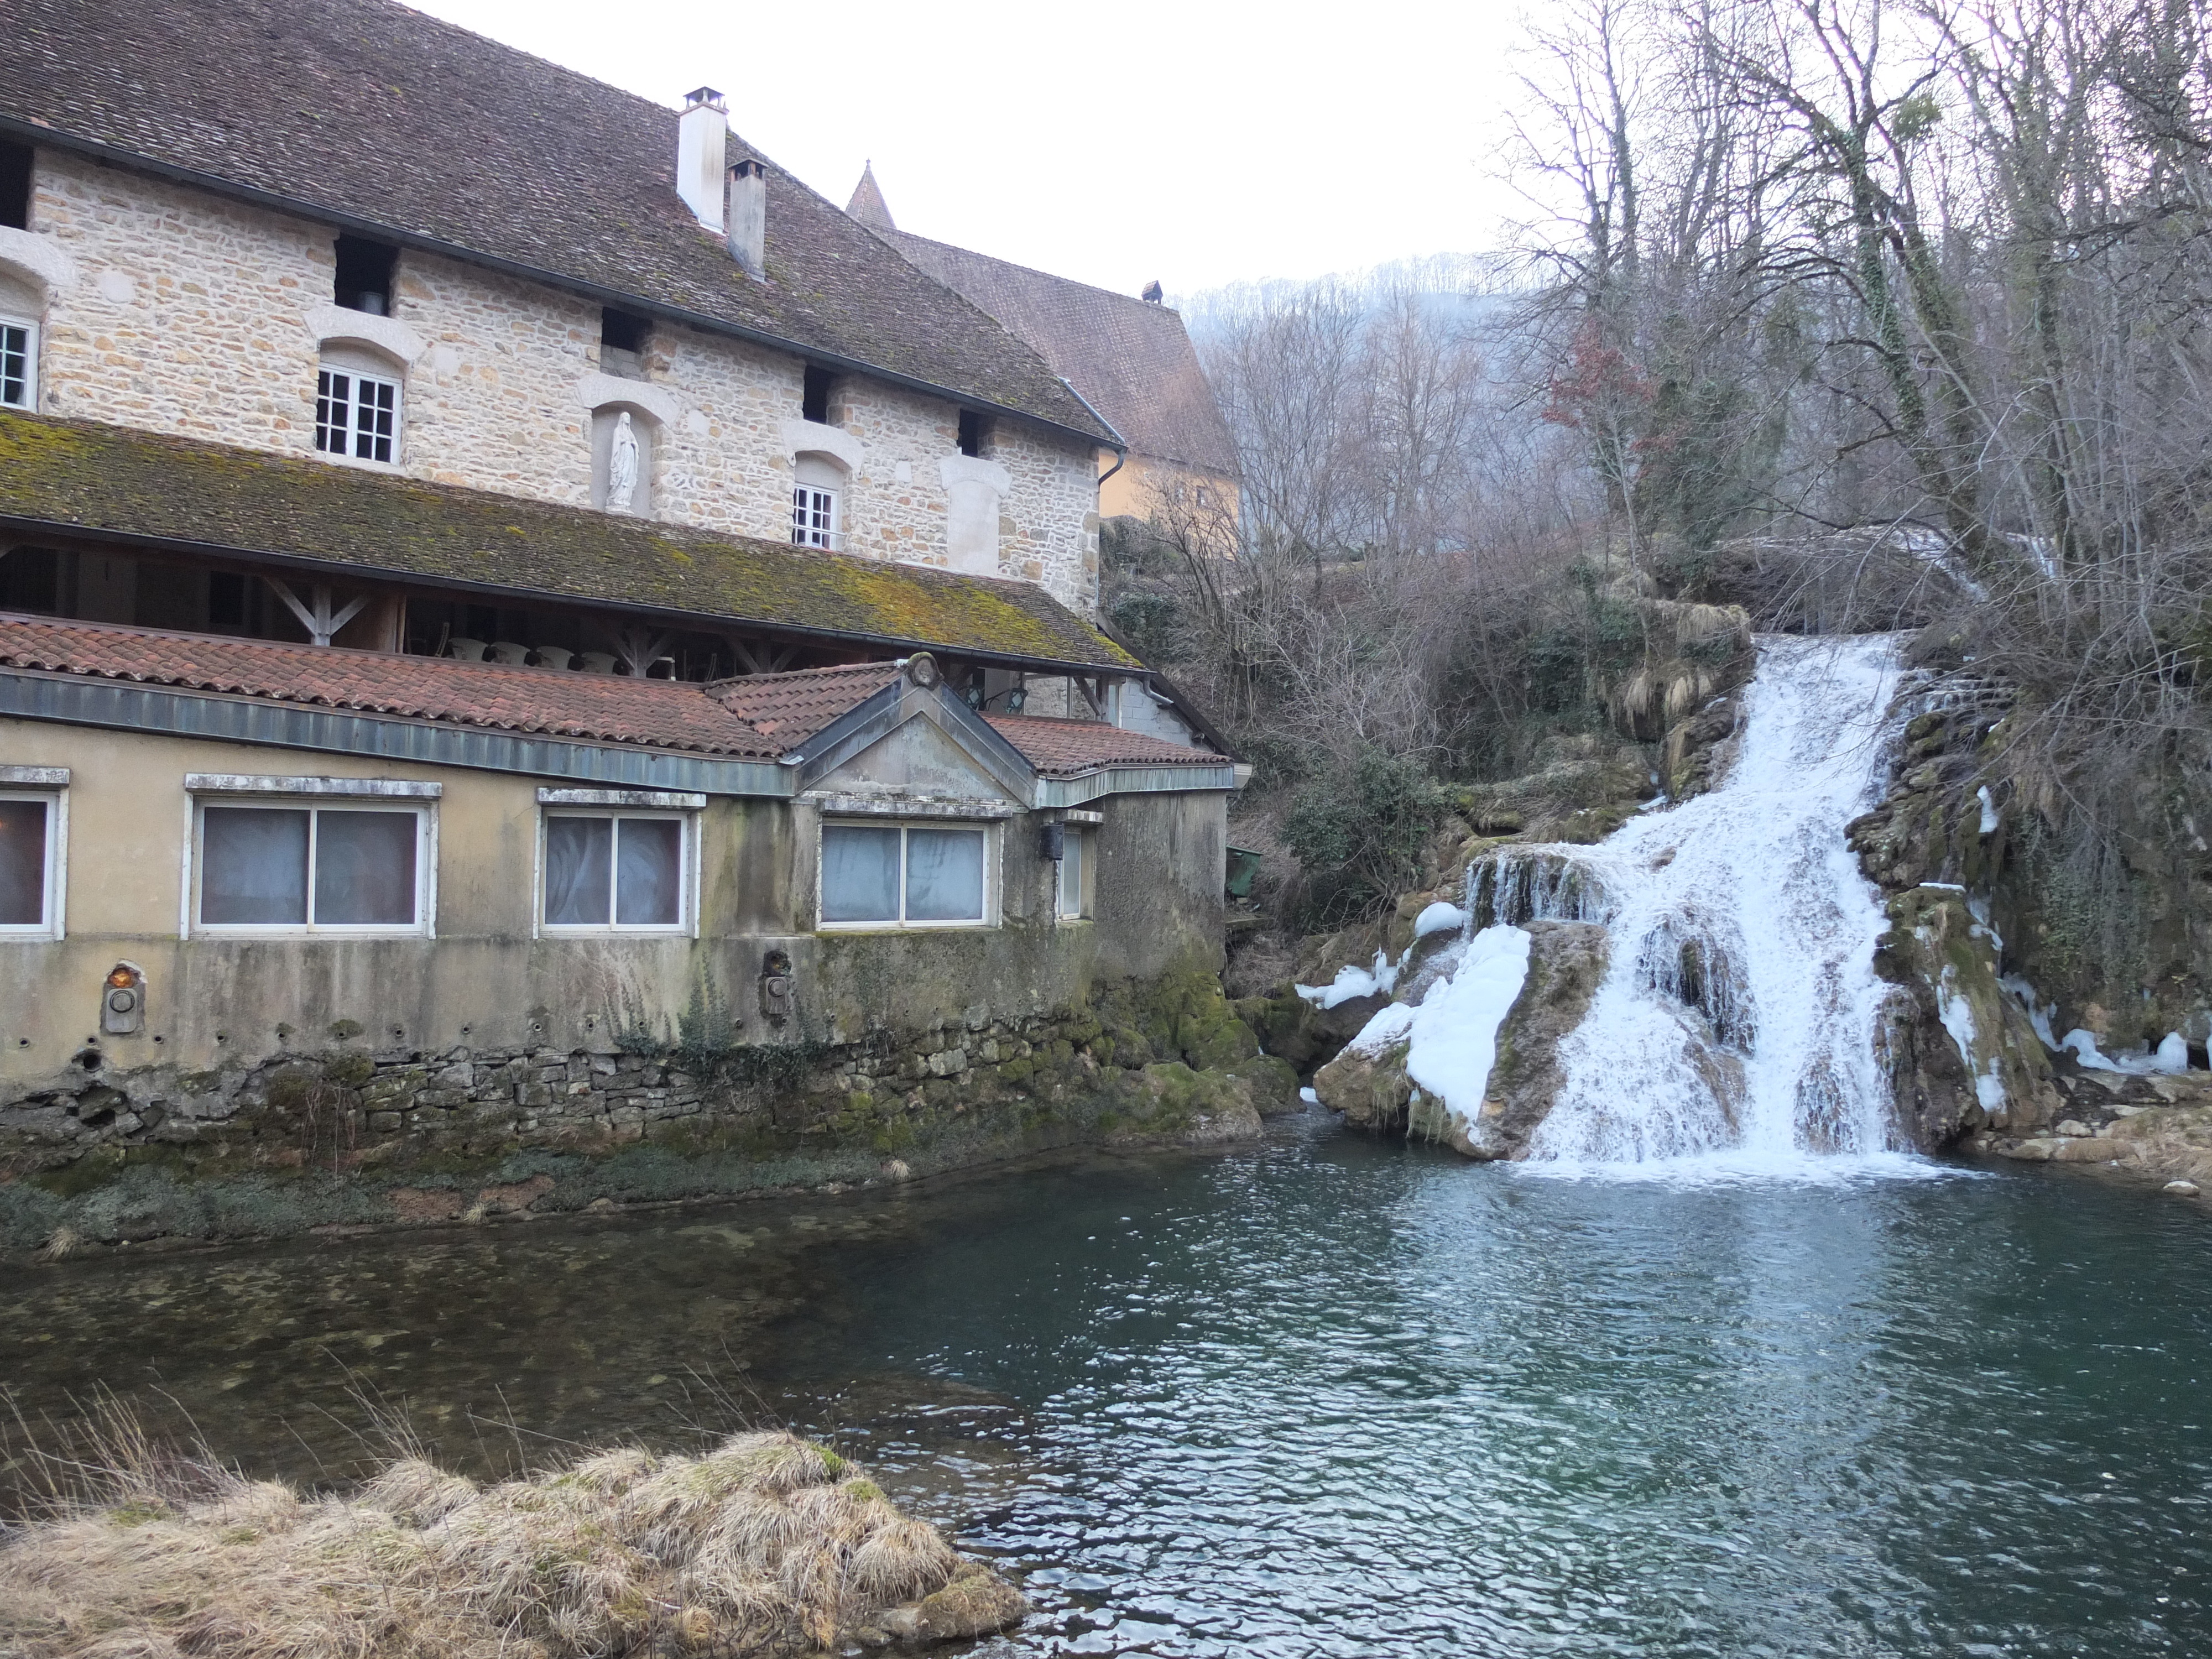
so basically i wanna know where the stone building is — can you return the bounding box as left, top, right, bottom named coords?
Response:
left=844, top=165, right=1240, bottom=528
left=0, top=0, right=1269, bottom=1241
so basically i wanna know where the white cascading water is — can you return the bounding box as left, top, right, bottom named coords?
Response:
left=1503, top=633, right=1913, bottom=1176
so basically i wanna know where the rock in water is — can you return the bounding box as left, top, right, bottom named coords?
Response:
left=2166, top=1180, right=2201, bottom=1197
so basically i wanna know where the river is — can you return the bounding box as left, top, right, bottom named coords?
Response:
left=4, top=1117, right=2208, bottom=1657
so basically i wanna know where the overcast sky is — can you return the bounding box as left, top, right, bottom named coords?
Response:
left=410, top=0, right=1529, bottom=301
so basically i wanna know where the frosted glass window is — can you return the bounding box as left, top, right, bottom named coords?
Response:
left=544, top=816, right=612, bottom=925
left=820, top=822, right=992, bottom=927
left=821, top=825, right=900, bottom=922
left=0, top=796, right=51, bottom=930
left=201, top=807, right=309, bottom=924
left=0, top=319, right=32, bottom=410
left=616, top=817, right=683, bottom=925
left=541, top=812, right=689, bottom=932
left=906, top=827, right=985, bottom=921
left=1056, top=828, right=1086, bottom=919
left=199, top=804, right=424, bottom=931
left=314, top=811, right=418, bottom=925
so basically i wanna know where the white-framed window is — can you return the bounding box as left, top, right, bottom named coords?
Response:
left=0, top=776, right=65, bottom=939
left=792, top=483, right=838, bottom=549
left=190, top=787, right=434, bottom=936
left=0, top=315, right=34, bottom=410
left=315, top=361, right=400, bottom=465
left=540, top=810, right=693, bottom=933
left=1056, top=827, right=1091, bottom=920
left=820, top=820, right=994, bottom=929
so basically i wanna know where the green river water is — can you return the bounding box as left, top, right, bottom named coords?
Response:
left=3, top=1113, right=2208, bottom=1657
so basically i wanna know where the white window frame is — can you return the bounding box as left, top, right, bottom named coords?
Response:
left=0, top=771, right=67, bottom=941
left=817, top=818, right=998, bottom=931
left=537, top=807, right=699, bottom=937
left=0, top=314, right=36, bottom=411
left=315, top=362, right=401, bottom=466
left=1056, top=826, right=1091, bottom=921
left=791, top=482, right=840, bottom=551
left=185, top=778, right=438, bottom=938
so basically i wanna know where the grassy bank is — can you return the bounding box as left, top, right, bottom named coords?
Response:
left=1, top=1421, right=1023, bottom=1656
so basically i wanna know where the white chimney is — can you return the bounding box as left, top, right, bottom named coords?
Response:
left=728, top=159, right=766, bottom=278
left=677, top=87, right=727, bottom=230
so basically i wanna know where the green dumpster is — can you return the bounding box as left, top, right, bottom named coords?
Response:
left=1225, top=846, right=1265, bottom=900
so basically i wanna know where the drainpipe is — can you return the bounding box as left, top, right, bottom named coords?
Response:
left=1058, top=376, right=1126, bottom=495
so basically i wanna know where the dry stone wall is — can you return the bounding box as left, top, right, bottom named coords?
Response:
left=0, top=972, right=1298, bottom=1252
left=20, top=153, right=1100, bottom=615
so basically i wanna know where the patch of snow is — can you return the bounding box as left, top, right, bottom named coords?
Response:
left=1977, top=786, right=1999, bottom=834
left=1295, top=948, right=1401, bottom=1009
left=2058, top=1027, right=2191, bottom=1075
left=1920, top=881, right=1966, bottom=892
left=1345, top=1000, right=1416, bottom=1055
left=1413, top=901, right=1469, bottom=940
left=1341, top=924, right=1536, bottom=1126
left=2000, top=974, right=2061, bottom=1049
left=1934, top=963, right=2007, bottom=1112
left=1401, top=925, right=1533, bottom=1119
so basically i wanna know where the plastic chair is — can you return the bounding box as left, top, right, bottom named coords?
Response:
left=531, top=646, right=577, bottom=670
left=445, top=637, right=488, bottom=661
left=578, top=652, right=620, bottom=675
left=488, top=641, right=532, bottom=665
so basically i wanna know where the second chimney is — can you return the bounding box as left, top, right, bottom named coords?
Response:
left=728, top=159, right=766, bottom=278
left=677, top=88, right=727, bottom=230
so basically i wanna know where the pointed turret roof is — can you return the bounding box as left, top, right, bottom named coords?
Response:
left=846, top=162, right=896, bottom=231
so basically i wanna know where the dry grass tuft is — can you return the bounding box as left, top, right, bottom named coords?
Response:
left=0, top=1424, right=1022, bottom=1658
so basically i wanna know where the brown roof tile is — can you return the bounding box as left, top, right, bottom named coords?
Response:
left=2, top=0, right=1112, bottom=445
left=707, top=660, right=902, bottom=747
left=0, top=614, right=794, bottom=756
left=984, top=714, right=1221, bottom=776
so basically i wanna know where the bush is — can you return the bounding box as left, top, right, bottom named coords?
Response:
left=1281, top=747, right=1445, bottom=926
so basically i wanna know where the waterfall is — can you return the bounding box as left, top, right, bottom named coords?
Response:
left=1508, top=634, right=1914, bottom=1177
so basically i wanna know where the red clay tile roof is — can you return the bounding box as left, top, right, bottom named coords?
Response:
left=985, top=714, right=1221, bottom=776
left=0, top=614, right=799, bottom=757
left=0, top=615, right=1225, bottom=779
left=707, top=660, right=902, bottom=747
left=2, top=0, right=1113, bottom=445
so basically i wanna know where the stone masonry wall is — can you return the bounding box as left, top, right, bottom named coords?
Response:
left=21, top=152, right=1100, bottom=616
left=0, top=972, right=1298, bottom=1251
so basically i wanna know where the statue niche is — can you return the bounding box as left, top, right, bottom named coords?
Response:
left=592, top=405, right=656, bottom=516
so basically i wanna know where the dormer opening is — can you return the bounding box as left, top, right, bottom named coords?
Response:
left=0, top=142, right=30, bottom=231
left=333, top=234, right=398, bottom=316
left=801, top=366, right=836, bottom=425
left=601, top=307, right=650, bottom=378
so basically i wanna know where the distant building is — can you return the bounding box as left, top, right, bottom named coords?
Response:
left=845, top=166, right=1239, bottom=527
left=0, top=0, right=1249, bottom=1194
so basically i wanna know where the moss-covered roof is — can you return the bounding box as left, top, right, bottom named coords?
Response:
left=0, top=414, right=1139, bottom=671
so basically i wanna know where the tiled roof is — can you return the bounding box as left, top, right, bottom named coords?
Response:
left=985, top=714, right=1220, bottom=776
left=1, top=0, right=1112, bottom=446
left=708, top=660, right=902, bottom=746
left=879, top=231, right=1239, bottom=479
left=0, top=414, right=1139, bottom=672
left=0, top=614, right=787, bottom=757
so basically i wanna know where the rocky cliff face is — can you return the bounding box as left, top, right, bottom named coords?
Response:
left=1846, top=649, right=2212, bottom=1161
left=1310, top=920, right=1608, bottom=1160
